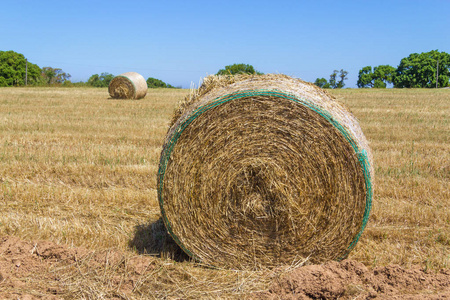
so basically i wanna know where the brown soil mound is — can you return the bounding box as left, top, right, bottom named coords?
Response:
left=1, top=236, right=449, bottom=299
left=0, top=236, right=155, bottom=299
left=253, top=260, right=450, bottom=300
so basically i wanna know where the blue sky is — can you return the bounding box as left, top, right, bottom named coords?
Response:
left=2, top=0, right=449, bottom=88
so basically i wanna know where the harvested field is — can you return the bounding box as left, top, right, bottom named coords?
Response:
left=0, top=87, right=449, bottom=299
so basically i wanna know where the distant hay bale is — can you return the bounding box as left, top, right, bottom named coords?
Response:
left=158, top=74, right=374, bottom=269
left=108, top=72, right=147, bottom=99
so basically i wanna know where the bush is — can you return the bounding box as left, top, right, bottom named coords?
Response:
left=0, top=50, right=42, bottom=86
left=146, top=77, right=176, bottom=88
left=87, top=73, right=114, bottom=87
left=216, top=64, right=263, bottom=75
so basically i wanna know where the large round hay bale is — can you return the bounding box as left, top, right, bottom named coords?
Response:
left=108, top=72, right=147, bottom=99
left=158, top=74, right=374, bottom=269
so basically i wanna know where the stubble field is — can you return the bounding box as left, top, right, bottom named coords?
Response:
left=0, top=87, right=449, bottom=299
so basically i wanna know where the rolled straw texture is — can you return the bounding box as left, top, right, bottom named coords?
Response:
left=158, top=74, right=374, bottom=269
left=108, top=72, right=147, bottom=99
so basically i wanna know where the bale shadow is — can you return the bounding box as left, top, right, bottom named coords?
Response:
left=129, top=218, right=190, bottom=262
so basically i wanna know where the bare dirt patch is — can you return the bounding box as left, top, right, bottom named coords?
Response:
left=1, top=236, right=449, bottom=299
left=253, top=260, right=450, bottom=300
left=0, top=236, right=156, bottom=299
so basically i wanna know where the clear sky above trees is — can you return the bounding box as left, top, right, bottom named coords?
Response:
left=1, top=0, right=449, bottom=88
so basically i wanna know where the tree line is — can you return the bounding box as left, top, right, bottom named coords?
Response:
left=87, top=73, right=178, bottom=88
left=1, top=50, right=449, bottom=89
left=316, top=50, right=449, bottom=89
left=0, top=50, right=178, bottom=88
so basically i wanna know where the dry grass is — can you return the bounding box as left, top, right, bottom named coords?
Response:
left=333, top=88, right=450, bottom=270
left=0, top=86, right=449, bottom=298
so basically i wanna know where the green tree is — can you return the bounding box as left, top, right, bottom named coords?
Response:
left=88, top=72, right=114, bottom=87
left=329, top=70, right=338, bottom=88
left=357, top=66, right=374, bottom=88
left=314, top=77, right=330, bottom=88
left=394, top=50, right=450, bottom=88
left=315, top=69, right=347, bottom=89
left=336, top=69, right=348, bottom=89
left=373, top=65, right=395, bottom=88
left=357, top=65, right=395, bottom=88
left=146, top=77, right=176, bottom=88
left=216, top=63, right=263, bottom=75
left=326, top=69, right=347, bottom=89
left=0, top=50, right=42, bottom=86
left=41, top=67, right=71, bottom=85
left=0, top=77, right=7, bottom=87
